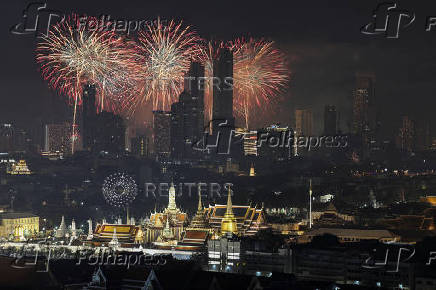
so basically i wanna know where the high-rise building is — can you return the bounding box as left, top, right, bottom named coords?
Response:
left=131, top=135, right=149, bottom=158
left=0, top=124, right=13, bottom=153
left=352, top=72, right=377, bottom=157
left=93, top=111, right=125, bottom=154
left=295, top=109, right=313, bottom=137
left=185, top=62, right=205, bottom=131
left=415, top=119, right=431, bottom=152
left=324, top=105, right=337, bottom=136
left=82, top=83, right=97, bottom=151
left=153, top=110, right=171, bottom=157
left=212, top=48, right=234, bottom=133
left=44, top=123, right=72, bottom=154
left=352, top=73, right=375, bottom=134
left=171, top=88, right=205, bottom=159
left=397, top=116, right=415, bottom=152
left=257, top=125, right=292, bottom=161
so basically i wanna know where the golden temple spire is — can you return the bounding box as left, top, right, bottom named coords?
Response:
left=197, top=185, right=203, bottom=211
left=220, top=187, right=238, bottom=235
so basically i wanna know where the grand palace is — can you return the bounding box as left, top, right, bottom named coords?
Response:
left=61, top=184, right=269, bottom=250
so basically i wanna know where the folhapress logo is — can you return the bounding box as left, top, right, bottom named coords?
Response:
left=361, top=2, right=415, bottom=39
left=10, top=2, right=64, bottom=38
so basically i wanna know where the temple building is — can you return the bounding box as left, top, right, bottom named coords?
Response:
left=144, top=183, right=187, bottom=243
left=0, top=212, right=39, bottom=240
left=176, top=189, right=212, bottom=251
left=6, top=160, right=32, bottom=175
left=311, top=203, right=355, bottom=227
left=85, top=223, right=142, bottom=247
left=203, top=192, right=268, bottom=236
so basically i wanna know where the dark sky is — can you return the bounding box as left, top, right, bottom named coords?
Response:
left=2, top=0, right=436, bottom=137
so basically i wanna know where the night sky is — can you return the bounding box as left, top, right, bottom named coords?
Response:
left=2, top=0, right=436, bottom=137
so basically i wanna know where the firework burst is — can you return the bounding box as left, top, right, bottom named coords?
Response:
left=131, top=18, right=204, bottom=112
left=102, top=172, right=138, bottom=208
left=36, top=15, right=138, bottom=152
left=230, top=38, right=290, bottom=128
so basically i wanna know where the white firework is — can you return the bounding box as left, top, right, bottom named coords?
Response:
left=102, top=172, right=138, bottom=207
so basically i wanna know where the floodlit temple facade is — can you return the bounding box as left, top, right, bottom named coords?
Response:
left=0, top=212, right=39, bottom=240
left=204, top=200, right=268, bottom=236
left=144, top=183, right=188, bottom=243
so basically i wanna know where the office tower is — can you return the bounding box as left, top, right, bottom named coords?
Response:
left=93, top=111, right=125, bottom=154
left=257, top=125, right=292, bottom=161
left=212, top=48, right=234, bottom=133
left=397, top=116, right=415, bottom=152
left=0, top=124, right=14, bottom=153
left=234, top=128, right=257, bottom=156
left=170, top=101, right=184, bottom=158
left=131, top=135, right=149, bottom=158
left=44, top=123, right=72, bottom=154
left=295, top=109, right=313, bottom=137
left=324, top=105, right=337, bottom=135
left=352, top=72, right=377, bottom=157
left=153, top=110, right=171, bottom=156
left=415, top=119, right=431, bottom=152
left=171, top=87, right=206, bottom=159
left=185, top=62, right=205, bottom=132
left=352, top=73, right=376, bottom=134
left=82, top=83, right=97, bottom=151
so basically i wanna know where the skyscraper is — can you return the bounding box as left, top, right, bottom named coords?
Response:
left=93, top=112, right=125, bottom=154
left=82, top=83, right=97, bottom=151
left=153, top=110, right=171, bottom=157
left=352, top=73, right=376, bottom=136
left=44, top=123, right=72, bottom=154
left=212, top=48, right=234, bottom=133
left=185, top=62, right=205, bottom=132
left=352, top=72, right=377, bottom=157
left=171, top=85, right=206, bottom=159
left=324, top=105, right=337, bottom=136
left=397, top=116, right=414, bottom=152
left=295, top=109, right=313, bottom=137
left=131, top=135, right=149, bottom=158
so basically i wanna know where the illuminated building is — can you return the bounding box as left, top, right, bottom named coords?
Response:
left=311, top=203, right=355, bottom=227
left=0, top=212, right=39, bottom=240
left=203, top=192, right=268, bottom=237
left=44, top=123, right=72, bottom=155
left=249, top=163, right=256, bottom=177
left=55, top=215, right=68, bottom=238
left=352, top=72, right=377, bottom=157
left=144, top=183, right=187, bottom=243
left=6, top=160, right=32, bottom=175
left=324, top=105, right=337, bottom=135
left=90, top=224, right=141, bottom=246
left=131, top=135, right=149, bottom=158
left=421, top=196, right=436, bottom=206
left=0, top=124, right=13, bottom=153
left=295, top=109, right=313, bottom=137
left=298, top=228, right=398, bottom=244
left=257, top=125, right=292, bottom=161
left=235, top=128, right=257, bottom=156
left=397, top=116, right=415, bottom=152
left=220, top=188, right=239, bottom=236
left=153, top=110, right=171, bottom=157
left=171, top=84, right=204, bottom=159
